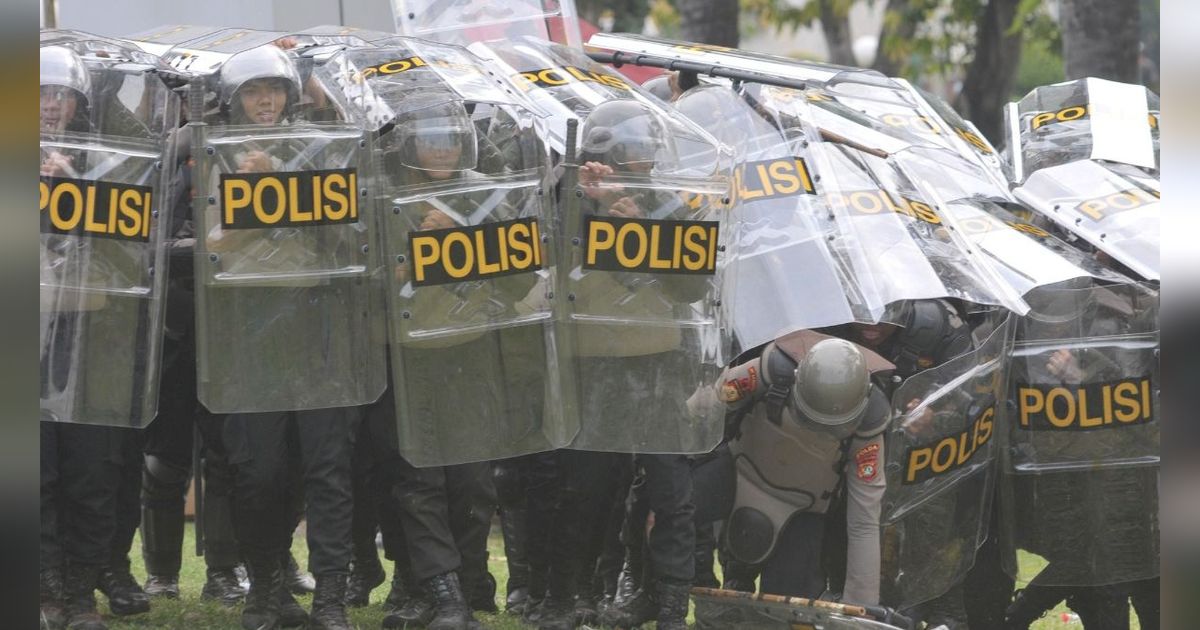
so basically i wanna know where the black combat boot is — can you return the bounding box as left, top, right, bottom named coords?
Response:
left=201, top=566, right=247, bottom=607
left=654, top=582, right=691, bottom=630
left=345, top=557, right=386, bottom=607
left=381, top=588, right=434, bottom=629
left=600, top=585, right=657, bottom=629
left=426, top=572, right=474, bottom=630
left=276, top=585, right=307, bottom=628
left=308, top=573, right=351, bottom=630
left=284, top=552, right=315, bottom=594
left=465, top=571, right=498, bottom=613
left=612, top=548, right=642, bottom=608
left=62, top=564, right=106, bottom=630
left=97, top=558, right=150, bottom=616
left=41, top=567, right=66, bottom=630
left=536, top=595, right=575, bottom=630
left=242, top=556, right=283, bottom=630
left=142, top=574, right=179, bottom=599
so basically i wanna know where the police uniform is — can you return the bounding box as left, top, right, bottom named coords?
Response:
left=701, top=332, right=891, bottom=604
left=40, top=43, right=161, bottom=630
left=191, top=44, right=363, bottom=630
left=133, top=122, right=248, bottom=608
left=1003, top=285, right=1158, bottom=629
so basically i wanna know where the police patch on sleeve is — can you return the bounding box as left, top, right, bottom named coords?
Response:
left=855, top=443, right=880, bottom=481
left=720, top=365, right=758, bottom=403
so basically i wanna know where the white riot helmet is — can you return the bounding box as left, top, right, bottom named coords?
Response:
left=790, top=338, right=871, bottom=439
left=219, top=45, right=302, bottom=123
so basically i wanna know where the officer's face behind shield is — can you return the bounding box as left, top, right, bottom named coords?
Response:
left=790, top=338, right=872, bottom=440
left=220, top=45, right=301, bottom=126
left=40, top=45, right=91, bottom=135
left=413, top=124, right=473, bottom=179
left=395, top=97, right=478, bottom=181
left=236, top=78, right=289, bottom=126
left=580, top=101, right=677, bottom=175
left=40, top=86, right=81, bottom=134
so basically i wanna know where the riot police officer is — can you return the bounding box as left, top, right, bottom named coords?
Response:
left=40, top=44, right=142, bottom=630
left=367, top=92, right=514, bottom=630
left=689, top=334, right=889, bottom=611
left=204, top=44, right=360, bottom=630
left=542, top=99, right=709, bottom=630
left=138, top=83, right=246, bottom=608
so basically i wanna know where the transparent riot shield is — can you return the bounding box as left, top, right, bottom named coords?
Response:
left=392, top=0, right=582, bottom=48
left=40, top=35, right=181, bottom=427
left=944, top=198, right=1133, bottom=296
left=1015, top=158, right=1159, bottom=281
left=469, top=37, right=678, bottom=157
left=555, top=99, right=730, bottom=454
left=673, top=84, right=860, bottom=352
left=1006, top=78, right=1158, bottom=182
left=692, top=588, right=910, bottom=630
left=189, top=42, right=385, bottom=413
left=879, top=316, right=1012, bottom=609
left=807, top=142, right=1028, bottom=322
left=999, top=282, right=1159, bottom=586
left=359, top=59, right=567, bottom=466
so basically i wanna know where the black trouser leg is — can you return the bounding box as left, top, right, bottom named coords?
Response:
left=760, top=513, right=826, bottom=598
left=1128, top=578, right=1159, bottom=630
left=41, top=423, right=63, bottom=572
left=639, top=454, right=695, bottom=585
left=225, top=412, right=292, bottom=567
left=445, top=461, right=497, bottom=606
left=295, top=407, right=359, bottom=576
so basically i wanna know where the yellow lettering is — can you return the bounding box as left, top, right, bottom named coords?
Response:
left=253, top=177, right=286, bottom=225
left=587, top=220, right=616, bottom=266
left=615, top=223, right=647, bottom=269
left=907, top=449, right=931, bottom=483
left=1019, top=387, right=1043, bottom=427
left=411, top=236, right=439, bottom=283
left=1113, top=381, right=1140, bottom=423
left=441, top=232, right=473, bottom=279
left=223, top=179, right=252, bottom=225
left=1045, top=388, right=1075, bottom=428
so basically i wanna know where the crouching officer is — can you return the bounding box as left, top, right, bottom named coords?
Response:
left=694, top=333, right=893, bottom=607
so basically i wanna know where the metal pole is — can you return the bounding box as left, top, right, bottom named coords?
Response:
left=586, top=49, right=809, bottom=92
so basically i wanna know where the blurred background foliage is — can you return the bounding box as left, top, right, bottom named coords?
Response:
left=579, top=0, right=1159, bottom=143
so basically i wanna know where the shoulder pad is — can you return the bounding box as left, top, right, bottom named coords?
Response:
left=854, top=387, right=890, bottom=438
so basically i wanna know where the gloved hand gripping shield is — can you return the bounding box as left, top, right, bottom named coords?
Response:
left=998, top=281, right=1159, bottom=586
left=879, top=316, right=1013, bottom=609
left=39, top=32, right=181, bottom=427
left=184, top=38, right=385, bottom=413
left=555, top=87, right=731, bottom=454
left=335, top=40, right=568, bottom=466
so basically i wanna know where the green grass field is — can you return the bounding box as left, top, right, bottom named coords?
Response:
left=100, top=524, right=1135, bottom=629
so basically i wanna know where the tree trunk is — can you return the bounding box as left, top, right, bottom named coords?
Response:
left=819, top=0, right=857, bottom=66
left=958, top=0, right=1023, bottom=143
left=1060, top=0, right=1140, bottom=82
left=677, top=0, right=740, bottom=48
left=873, top=0, right=920, bottom=76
